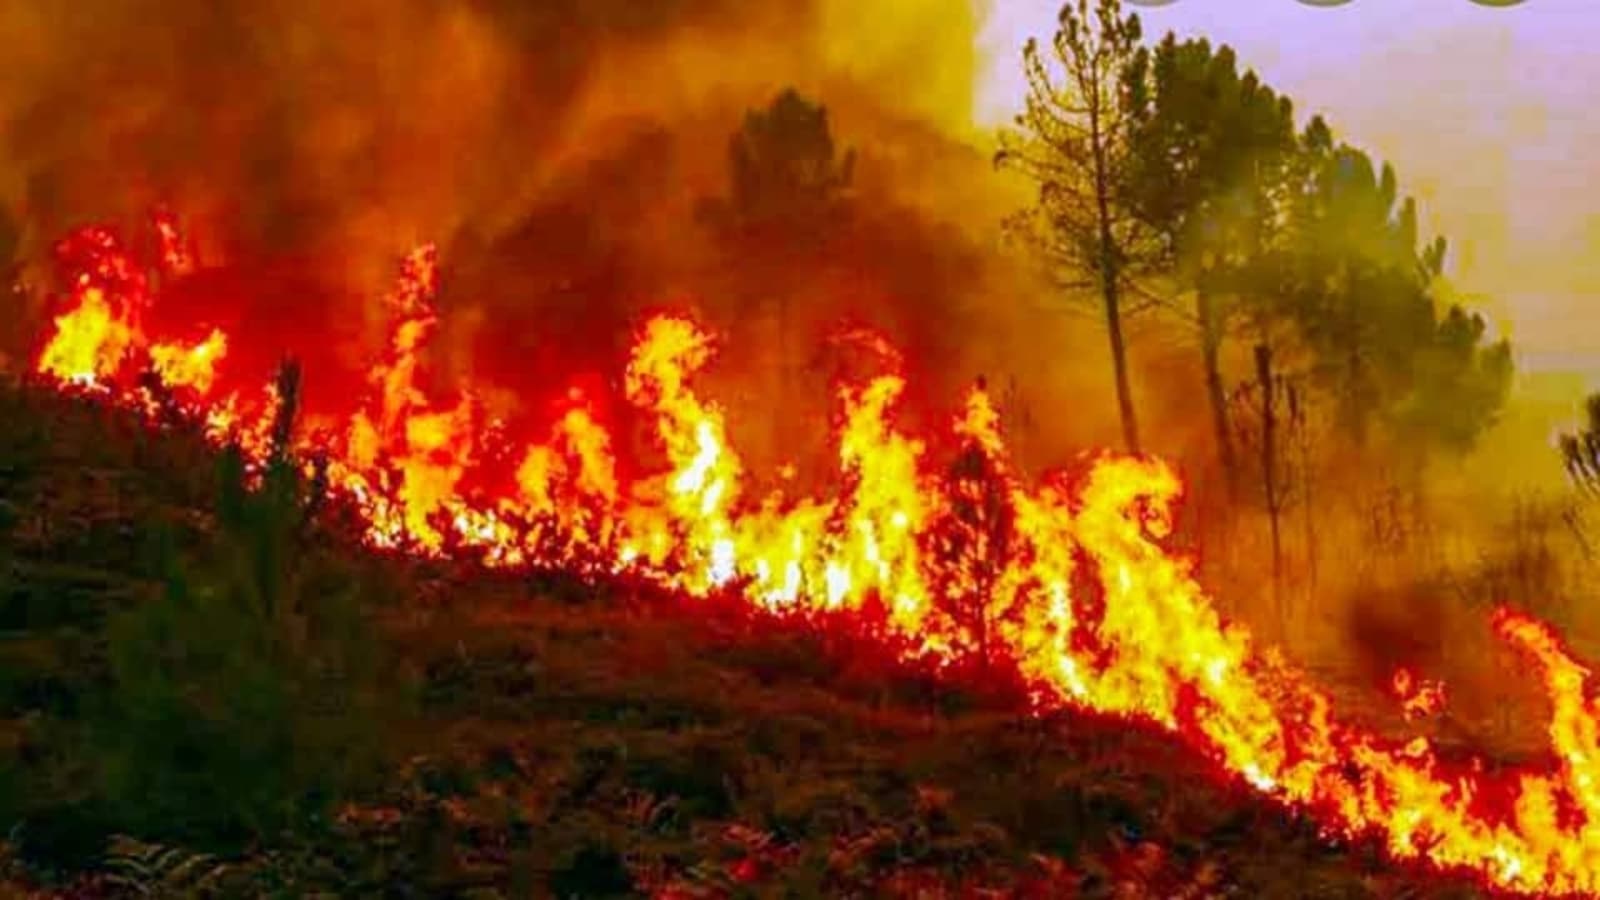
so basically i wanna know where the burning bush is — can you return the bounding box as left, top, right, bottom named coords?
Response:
left=924, top=381, right=1021, bottom=668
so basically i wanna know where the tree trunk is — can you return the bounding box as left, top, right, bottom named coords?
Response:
left=1298, top=412, right=1319, bottom=591
left=1255, top=344, right=1284, bottom=619
left=1197, top=289, right=1237, bottom=492
left=1102, top=278, right=1140, bottom=454
left=1346, top=345, right=1367, bottom=448
left=1087, top=80, right=1140, bottom=454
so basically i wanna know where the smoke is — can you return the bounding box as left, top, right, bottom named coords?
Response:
left=0, top=0, right=984, bottom=270
left=0, top=1, right=778, bottom=276
left=0, top=0, right=1131, bottom=469
left=15, top=0, right=1576, bottom=743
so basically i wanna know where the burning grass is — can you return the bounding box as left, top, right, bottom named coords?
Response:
left=0, top=385, right=1489, bottom=896
left=9, top=214, right=1600, bottom=895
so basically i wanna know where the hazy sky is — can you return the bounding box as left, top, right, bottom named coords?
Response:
left=978, top=0, right=1600, bottom=380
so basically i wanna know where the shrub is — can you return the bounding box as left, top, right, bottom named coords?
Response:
left=80, top=370, right=409, bottom=850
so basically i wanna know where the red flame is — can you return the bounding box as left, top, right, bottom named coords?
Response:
left=1392, top=667, right=1448, bottom=722
left=27, top=216, right=1600, bottom=895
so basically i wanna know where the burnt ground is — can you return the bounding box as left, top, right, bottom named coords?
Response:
left=0, top=379, right=1499, bottom=898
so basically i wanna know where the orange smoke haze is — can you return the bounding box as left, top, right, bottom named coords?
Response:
left=0, top=0, right=1122, bottom=470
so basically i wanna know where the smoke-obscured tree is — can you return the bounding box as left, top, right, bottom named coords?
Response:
left=1284, top=142, right=1423, bottom=442
left=0, top=205, right=18, bottom=275
left=1386, top=304, right=1512, bottom=455
left=1124, top=35, right=1297, bottom=489
left=997, top=0, right=1153, bottom=453
left=704, top=88, right=855, bottom=242
left=1273, top=137, right=1512, bottom=460
left=1560, top=393, right=1600, bottom=491
left=1227, top=345, right=1316, bottom=611
left=701, top=88, right=855, bottom=465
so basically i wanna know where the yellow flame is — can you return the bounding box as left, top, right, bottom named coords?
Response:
left=36, top=286, right=132, bottom=385
left=32, top=225, right=1600, bottom=896
left=150, top=329, right=228, bottom=394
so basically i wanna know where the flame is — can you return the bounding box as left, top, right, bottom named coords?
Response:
left=149, top=329, right=228, bottom=395
left=1392, top=667, right=1448, bottom=721
left=28, top=216, right=1600, bottom=896
left=36, top=285, right=133, bottom=386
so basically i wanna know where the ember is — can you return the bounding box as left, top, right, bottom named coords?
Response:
left=28, top=215, right=1600, bottom=896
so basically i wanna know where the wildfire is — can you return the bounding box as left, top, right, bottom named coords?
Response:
left=1392, top=667, right=1448, bottom=721
left=35, top=284, right=132, bottom=386
left=150, top=329, right=228, bottom=395
left=27, top=216, right=1600, bottom=896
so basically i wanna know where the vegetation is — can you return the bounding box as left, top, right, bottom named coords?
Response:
left=993, top=0, right=1519, bottom=644
left=0, top=373, right=406, bottom=870
left=1560, top=394, right=1600, bottom=490
left=924, top=414, right=1020, bottom=668
left=0, top=380, right=1506, bottom=897
left=703, top=88, right=856, bottom=242
left=699, top=88, right=859, bottom=474
left=1000, top=0, right=1512, bottom=481
left=1123, top=34, right=1298, bottom=491
left=0, top=3, right=1569, bottom=897
left=997, top=0, right=1152, bottom=453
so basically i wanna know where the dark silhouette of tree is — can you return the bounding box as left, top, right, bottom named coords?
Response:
left=1124, top=35, right=1297, bottom=491
left=705, top=88, right=854, bottom=242
left=0, top=205, right=18, bottom=273
left=926, top=383, right=1018, bottom=667
left=996, top=0, right=1152, bottom=453
left=701, top=88, right=855, bottom=467
left=1560, top=394, right=1600, bottom=492
left=1227, top=345, right=1315, bottom=617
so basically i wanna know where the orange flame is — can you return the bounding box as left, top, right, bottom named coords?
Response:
left=28, top=217, right=1600, bottom=896
left=149, top=329, right=228, bottom=395
left=1392, top=667, right=1448, bottom=721
left=36, top=285, right=134, bottom=386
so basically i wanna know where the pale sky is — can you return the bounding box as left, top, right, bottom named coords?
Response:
left=977, top=0, right=1600, bottom=381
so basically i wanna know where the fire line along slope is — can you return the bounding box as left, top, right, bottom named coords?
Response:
left=0, top=215, right=1594, bottom=896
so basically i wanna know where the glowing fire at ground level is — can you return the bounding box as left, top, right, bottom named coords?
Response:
left=26, top=218, right=1600, bottom=896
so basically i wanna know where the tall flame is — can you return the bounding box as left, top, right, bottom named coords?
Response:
left=35, top=285, right=133, bottom=386
left=27, top=217, right=1600, bottom=896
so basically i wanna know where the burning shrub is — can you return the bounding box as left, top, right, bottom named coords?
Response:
left=924, top=410, right=1019, bottom=669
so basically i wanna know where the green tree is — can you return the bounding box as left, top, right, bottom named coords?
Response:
left=1387, top=304, right=1512, bottom=455
left=1275, top=137, right=1510, bottom=458
left=1288, top=144, right=1417, bottom=442
left=1124, top=35, right=1297, bottom=487
left=997, top=0, right=1152, bottom=453
left=92, top=364, right=398, bottom=848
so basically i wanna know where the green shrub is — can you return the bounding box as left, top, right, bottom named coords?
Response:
left=80, top=374, right=410, bottom=851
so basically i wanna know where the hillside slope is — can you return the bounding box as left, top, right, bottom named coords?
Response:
left=0, top=380, right=1493, bottom=897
